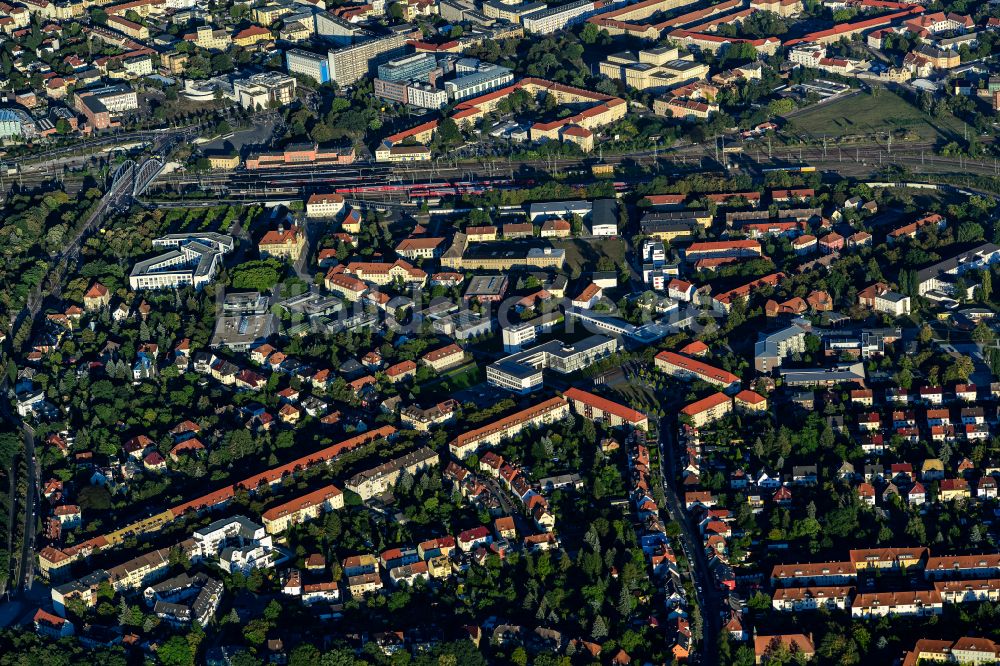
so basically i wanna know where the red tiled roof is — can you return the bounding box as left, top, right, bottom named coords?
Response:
left=735, top=389, right=766, bottom=405
left=307, top=193, right=344, bottom=205
left=450, top=397, right=567, bottom=449
left=171, top=427, right=394, bottom=517
left=656, top=351, right=740, bottom=385
left=262, top=484, right=342, bottom=521
left=564, top=387, right=646, bottom=425
left=681, top=392, right=730, bottom=416
left=423, top=344, right=463, bottom=363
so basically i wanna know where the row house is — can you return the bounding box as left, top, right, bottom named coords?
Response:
left=772, top=586, right=854, bottom=612
left=654, top=351, right=741, bottom=391
left=925, top=553, right=1000, bottom=581
left=934, top=578, right=1000, bottom=604
left=849, top=547, right=929, bottom=572
left=770, top=561, right=856, bottom=587
left=448, top=397, right=570, bottom=459
left=851, top=590, right=943, bottom=618
left=902, top=636, right=1000, bottom=666
left=260, top=485, right=344, bottom=535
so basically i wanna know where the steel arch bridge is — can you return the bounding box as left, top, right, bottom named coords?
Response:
left=110, top=159, right=136, bottom=191
left=133, top=156, right=164, bottom=197
left=107, top=156, right=165, bottom=201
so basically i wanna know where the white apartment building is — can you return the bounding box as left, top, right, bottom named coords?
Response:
left=233, top=72, right=296, bottom=110
left=123, top=55, right=154, bottom=77
left=772, top=587, right=853, bottom=612
left=643, top=239, right=666, bottom=262
left=306, top=193, right=346, bottom=218
left=221, top=543, right=273, bottom=574
left=754, top=322, right=809, bottom=372
left=788, top=44, right=825, bottom=68
left=286, top=48, right=330, bottom=84
left=406, top=82, right=449, bottom=109
left=874, top=290, right=911, bottom=317
left=346, top=447, right=440, bottom=501
left=522, top=0, right=596, bottom=34
left=190, top=25, right=230, bottom=50
left=192, top=516, right=272, bottom=560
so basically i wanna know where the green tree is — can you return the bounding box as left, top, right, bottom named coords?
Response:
left=436, top=118, right=463, bottom=150
left=157, top=636, right=195, bottom=666
left=973, top=320, right=995, bottom=345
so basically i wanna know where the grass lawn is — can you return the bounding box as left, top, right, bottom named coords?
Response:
left=786, top=89, right=966, bottom=145
left=606, top=381, right=664, bottom=416
left=438, top=363, right=483, bottom=392
left=552, top=237, right=627, bottom=279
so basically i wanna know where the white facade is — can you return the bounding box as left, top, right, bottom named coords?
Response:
left=788, top=44, right=825, bottom=68
left=444, top=64, right=513, bottom=101
left=306, top=194, right=346, bottom=218
left=522, top=0, right=596, bottom=34
left=591, top=221, right=618, bottom=236
left=874, top=291, right=911, bottom=316
left=233, top=72, right=296, bottom=110
left=286, top=48, right=330, bottom=84
left=192, top=515, right=273, bottom=561
left=502, top=322, right=538, bottom=353
left=406, top=82, right=448, bottom=109
left=129, top=233, right=234, bottom=290
left=487, top=335, right=618, bottom=394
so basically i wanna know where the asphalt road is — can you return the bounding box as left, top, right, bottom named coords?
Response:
left=658, top=416, right=721, bottom=665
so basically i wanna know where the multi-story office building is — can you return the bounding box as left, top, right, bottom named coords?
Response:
left=481, top=0, right=546, bottom=23
left=286, top=48, right=330, bottom=84
left=129, top=233, right=234, bottom=291
left=444, top=62, right=513, bottom=100
left=327, top=27, right=415, bottom=86
left=74, top=84, right=138, bottom=130
left=500, top=312, right=561, bottom=352
left=377, top=52, right=438, bottom=82
left=599, top=46, right=709, bottom=91
left=487, top=335, right=618, bottom=393
left=315, top=11, right=371, bottom=45
left=406, top=82, right=448, bottom=109
left=373, top=77, right=408, bottom=103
